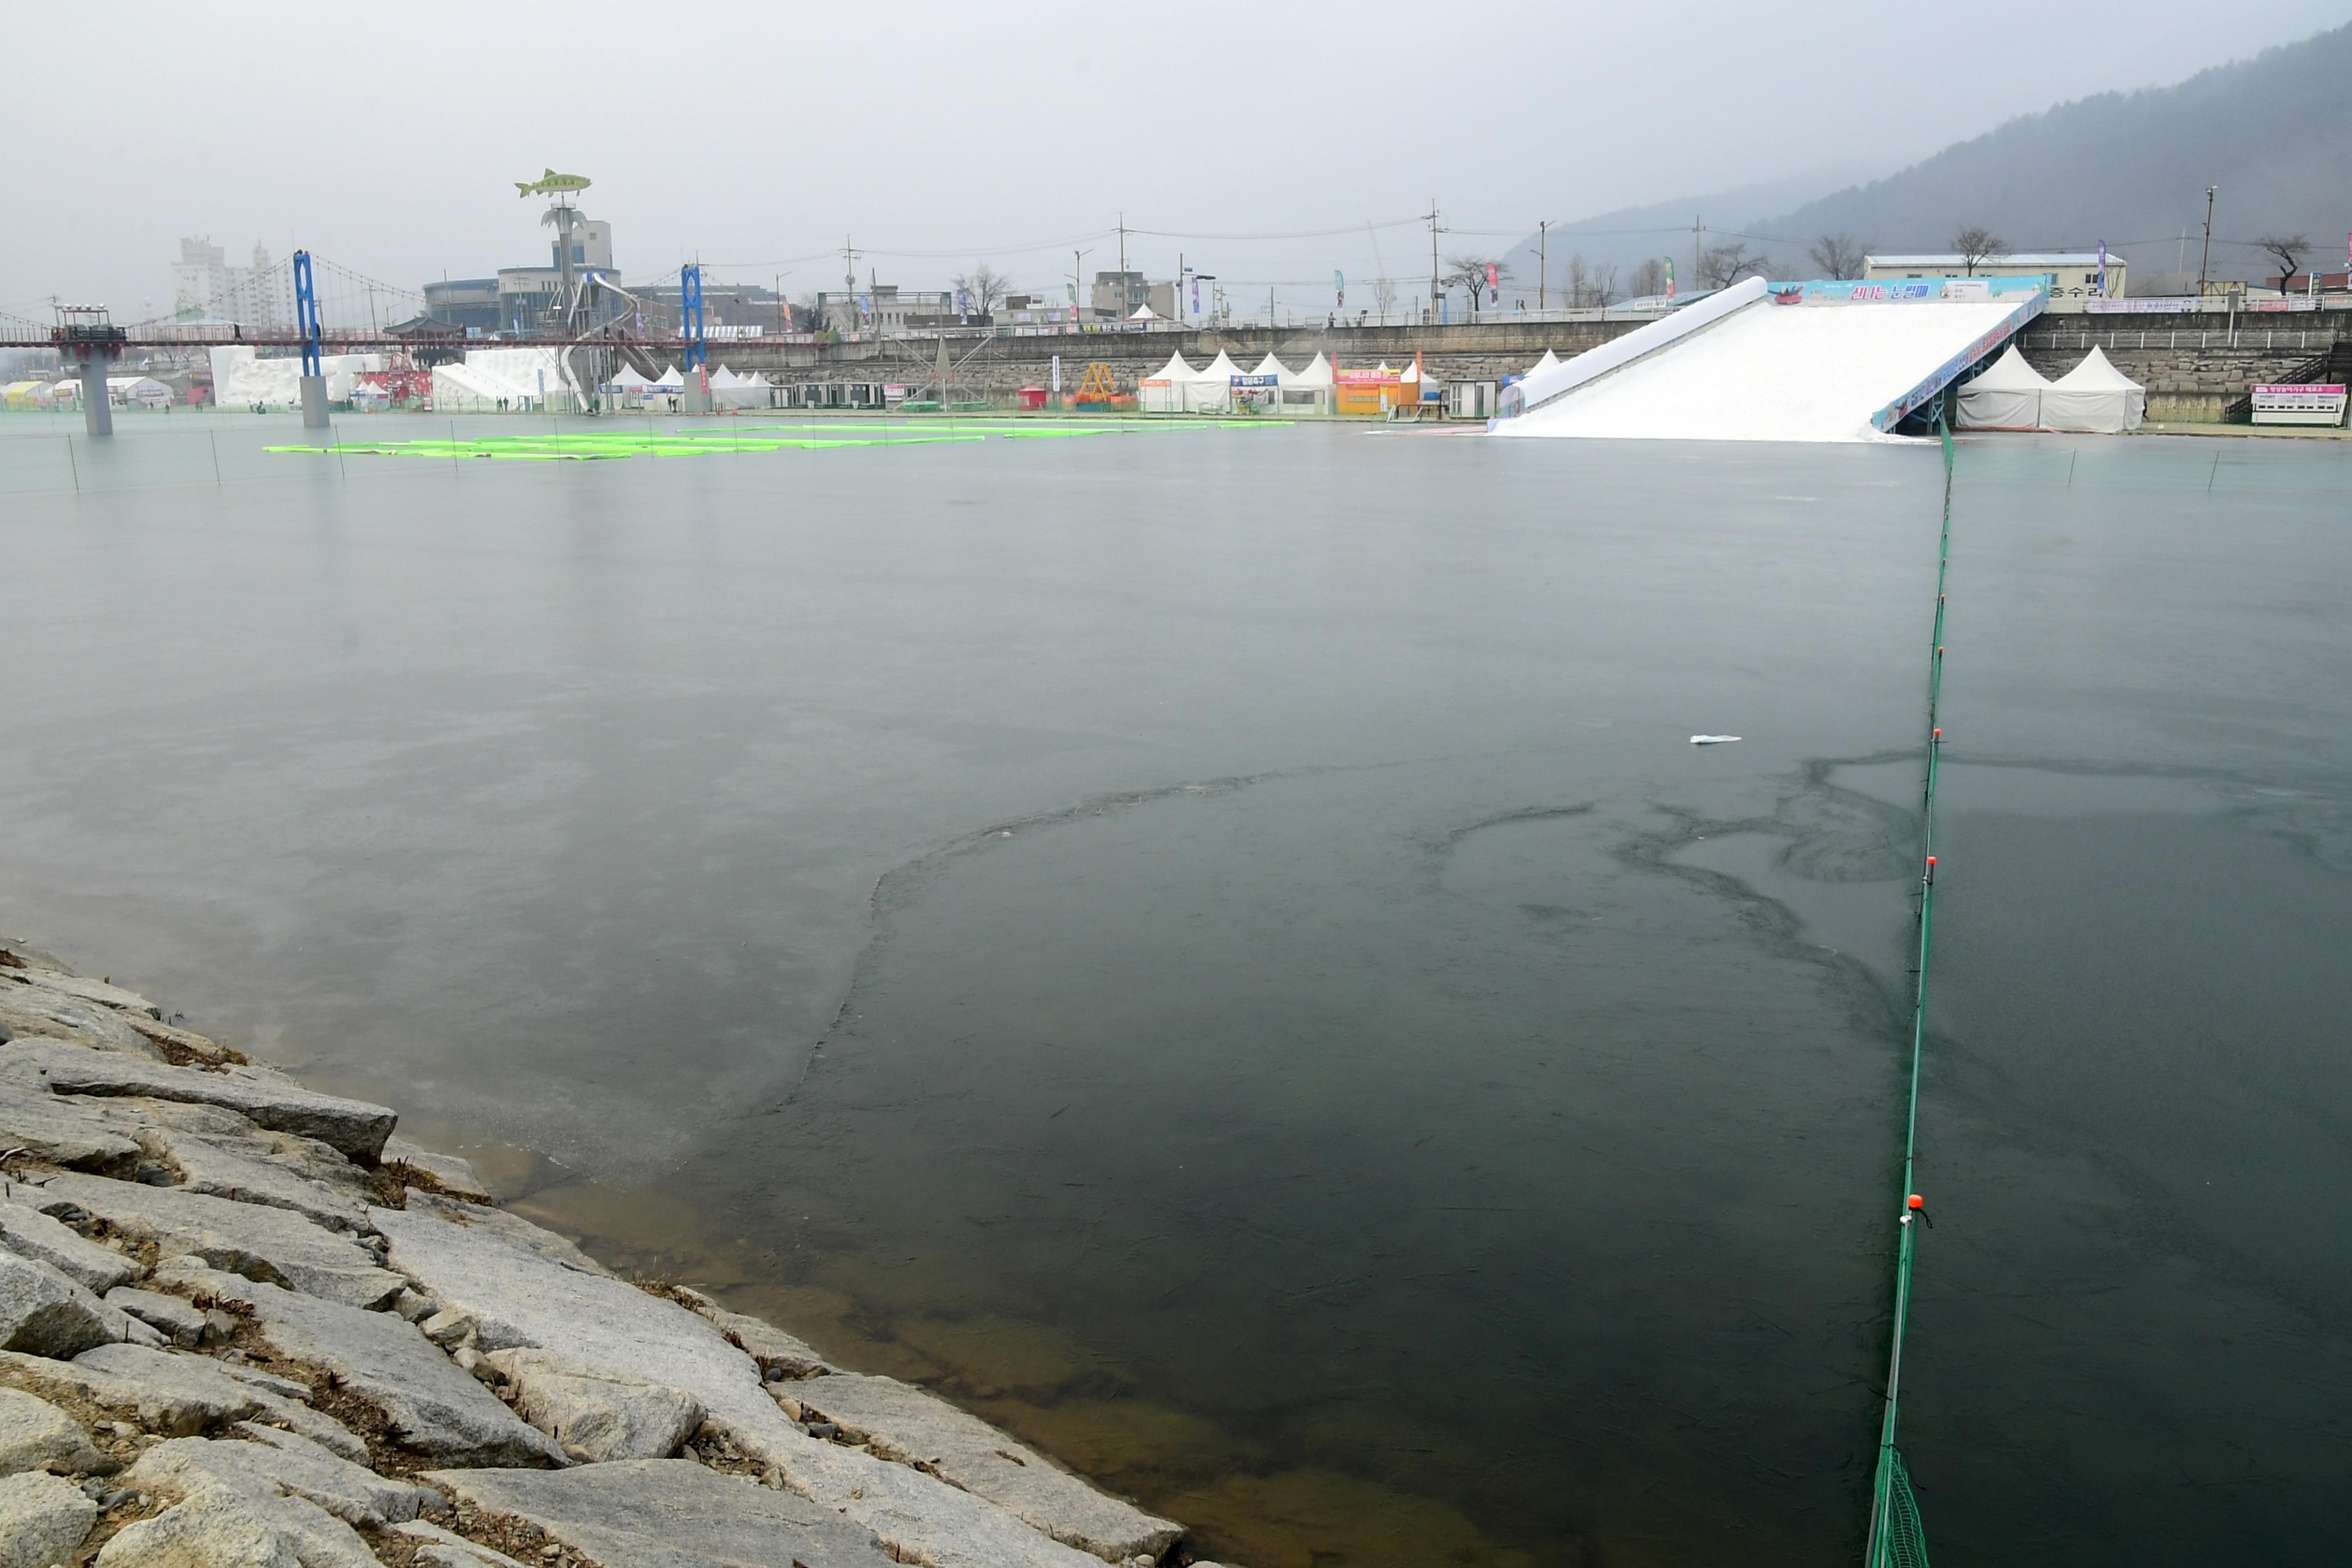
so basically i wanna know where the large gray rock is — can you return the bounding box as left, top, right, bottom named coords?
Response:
left=373, top=1204, right=1103, bottom=1568
left=153, top=1264, right=564, bottom=1468
left=746, top=1426, right=1111, bottom=1568
left=0, top=1041, right=394, bottom=1162
left=92, top=1479, right=373, bottom=1568
left=137, top=1102, right=373, bottom=1205
left=381, top=1139, right=494, bottom=1205
left=480, top=1348, right=703, bottom=1462
left=0, top=968, right=161, bottom=1019
left=0, top=1249, right=136, bottom=1358
left=118, top=1016, right=232, bottom=1066
left=0, top=1198, right=139, bottom=1293
left=106, top=1288, right=213, bottom=1348
left=396, top=1192, right=607, bottom=1275
left=0, top=1468, right=97, bottom=1566
left=391, top=1520, right=531, bottom=1568
left=66, top=1344, right=367, bottom=1462
left=33, top=1175, right=402, bottom=1309
left=0, top=1075, right=144, bottom=1176
left=0, top=1386, right=108, bottom=1476
left=794, top=1373, right=1181, bottom=1563
left=128, top=1429, right=426, bottom=1528
left=139, top=1125, right=368, bottom=1233
left=424, top=1458, right=900, bottom=1568
left=371, top=1204, right=769, bottom=1429
left=676, top=1292, right=830, bottom=1379
left=93, top=1483, right=299, bottom=1567
left=0, top=991, right=161, bottom=1058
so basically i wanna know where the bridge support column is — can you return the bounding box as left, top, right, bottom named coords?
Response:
left=299, top=375, right=329, bottom=428
left=78, top=358, right=113, bottom=438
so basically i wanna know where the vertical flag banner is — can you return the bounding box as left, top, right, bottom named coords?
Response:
left=1665, top=258, right=1676, bottom=302
left=1487, top=262, right=1500, bottom=304
left=2097, top=242, right=2108, bottom=294
left=1192, top=277, right=1201, bottom=312
left=1335, top=270, right=1345, bottom=308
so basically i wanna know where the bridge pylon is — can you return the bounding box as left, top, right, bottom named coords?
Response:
left=293, top=251, right=329, bottom=428
left=52, top=306, right=126, bottom=438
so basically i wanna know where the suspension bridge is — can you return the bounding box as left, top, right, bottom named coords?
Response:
left=3, top=250, right=733, bottom=436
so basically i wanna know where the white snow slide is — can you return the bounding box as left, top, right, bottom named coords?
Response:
left=1494, top=282, right=2039, bottom=443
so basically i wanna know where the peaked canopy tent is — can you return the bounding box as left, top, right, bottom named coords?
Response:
left=2043, top=346, right=2145, bottom=433
left=1524, top=348, right=1561, bottom=377
left=1955, top=344, right=2053, bottom=431
left=1181, top=350, right=1247, bottom=413
left=708, top=365, right=772, bottom=409
left=1291, top=353, right=1334, bottom=387
left=1139, top=351, right=1204, bottom=413
left=1248, top=353, right=1295, bottom=385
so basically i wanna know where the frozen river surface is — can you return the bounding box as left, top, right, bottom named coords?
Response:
left=1, top=413, right=2347, bottom=1565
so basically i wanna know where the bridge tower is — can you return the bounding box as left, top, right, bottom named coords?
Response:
left=678, top=264, right=711, bottom=414
left=52, top=306, right=126, bottom=437
left=293, top=250, right=329, bottom=428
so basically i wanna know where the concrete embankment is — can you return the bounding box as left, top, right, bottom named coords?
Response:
left=0, top=937, right=1206, bottom=1568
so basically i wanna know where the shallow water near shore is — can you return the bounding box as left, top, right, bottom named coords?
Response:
left=1, top=412, right=2347, bottom=1564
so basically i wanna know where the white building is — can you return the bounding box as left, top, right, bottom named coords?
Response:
left=173, top=237, right=293, bottom=329
left=1863, top=253, right=2126, bottom=313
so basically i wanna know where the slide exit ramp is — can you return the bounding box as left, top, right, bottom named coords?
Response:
left=1491, top=276, right=2048, bottom=443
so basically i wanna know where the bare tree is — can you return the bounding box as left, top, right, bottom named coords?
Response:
left=1565, top=254, right=1592, bottom=309
left=1700, top=241, right=1769, bottom=289
left=1442, top=255, right=1511, bottom=317
left=2253, top=233, right=2311, bottom=286
left=952, top=264, right=1011, bottom=317
left=1627, top=258, right=1667, bottom=298
left=1809, top=232, right=1868, bottom=279
left=1373, top=275, right=1398, bottom=318
left=1948, top=226, right=2007, bottom=275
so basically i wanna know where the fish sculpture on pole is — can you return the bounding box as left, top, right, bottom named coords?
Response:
left=516, top=170, right=593, bottom=199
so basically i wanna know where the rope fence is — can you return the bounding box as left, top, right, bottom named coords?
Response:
left=1863, top=415, right=1954, bottom=1568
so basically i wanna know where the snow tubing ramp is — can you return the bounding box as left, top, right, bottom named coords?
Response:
left=1492, top=276, right=2046, bottom=444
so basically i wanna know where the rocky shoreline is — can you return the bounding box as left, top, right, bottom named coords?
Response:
left=0, top=937, right=1206, bottom=1568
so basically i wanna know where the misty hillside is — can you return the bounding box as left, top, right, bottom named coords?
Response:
left=1494, top=168, right=1880, bottom=295
left=1752, top=23, right=2352, bottom=282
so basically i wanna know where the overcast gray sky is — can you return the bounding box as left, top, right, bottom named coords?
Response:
left=8, top=1, right=2349, bottom=320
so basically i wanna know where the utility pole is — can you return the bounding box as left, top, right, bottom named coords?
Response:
left=1116, top=213, right=1130, bottom=314
left=2197, top=186, right=2217, bottom=296
left=1071, top=248, right=1090, bottom=326
left=1538, top=220, right=1550, bottom=311
left=1427, top=199, right=1441, bottom=324
left=1694, top=215, right=1703, bottom=293
left=1177, top=251, right=1185, bottom=326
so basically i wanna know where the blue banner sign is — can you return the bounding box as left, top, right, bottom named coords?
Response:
left=1771, top=277, right=2049, bottom=306
left=1230, top=374, right=1280, bottom=387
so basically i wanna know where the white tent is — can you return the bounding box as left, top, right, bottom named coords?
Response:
left=708, top=365, right=770, bottom=409
left=1128, top=303, right=1161, bottom=322
left=2043, top=346, right=2145, bottom=433
left=1291, top=353, right=1334, bottom=387
left=1955, top=345, right=2053, bottom=431
left=1139, top=351, right=1202, bottom=412
left=106, top=375, right=173, bottom=409
left=429, top=346, right=567, bottom=413
left=1248, top=353, right=1295, bottom=384
left=1187, top=351, right=1244, bottom=412
left=1524, top=348, right=1562, bottom=377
